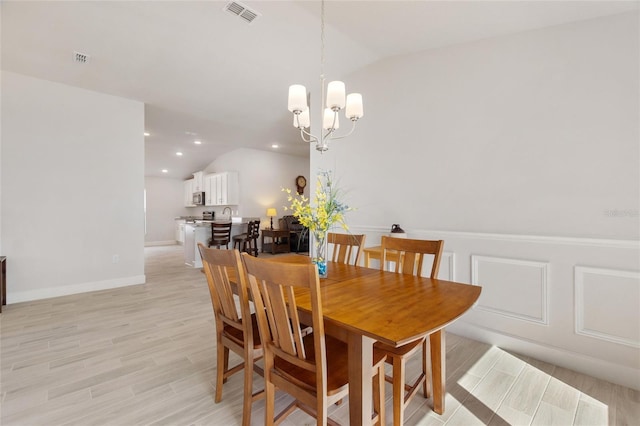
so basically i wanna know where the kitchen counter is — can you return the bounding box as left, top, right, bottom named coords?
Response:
left=191, top=217, right=260, bottom=225
left=183, top=218, right=260, bottom=267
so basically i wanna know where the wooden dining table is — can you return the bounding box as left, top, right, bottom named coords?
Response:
left=285, top=259, right=481, bottom=425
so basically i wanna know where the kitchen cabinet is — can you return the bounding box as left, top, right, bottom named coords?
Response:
left=204, top=172, right=239, bottom=206
left=192, top=171, right=204, bottom=192
left=184, top=179, right=195, bottom=207
left=204, top=174, right=214, bottom=206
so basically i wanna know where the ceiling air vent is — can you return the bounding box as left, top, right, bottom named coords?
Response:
left=223, top=1, right=260, bottom=24
left=73, top=51, right=90, bottom=64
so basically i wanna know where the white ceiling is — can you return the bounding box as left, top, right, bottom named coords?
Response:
left=3, top=0, right=637, bottom=179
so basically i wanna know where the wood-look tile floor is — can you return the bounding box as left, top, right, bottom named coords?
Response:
left=1, top=245, right=638, bottom=425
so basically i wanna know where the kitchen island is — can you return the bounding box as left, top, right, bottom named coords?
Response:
left=183, top=218, right=259, bottom=268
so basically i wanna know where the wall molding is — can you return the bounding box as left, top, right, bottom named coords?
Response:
left=351, top=225, right=639, bottom=249
left=442, top=251, right=456, bottom=281
left=471, top=255, right=549, bottom=325
left=575, top=266, right=640, bottom=349
left=8, top=275, right=146, bottom=304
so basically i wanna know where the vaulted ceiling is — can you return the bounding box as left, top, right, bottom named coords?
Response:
left=3, top=1, right=636, bottom=179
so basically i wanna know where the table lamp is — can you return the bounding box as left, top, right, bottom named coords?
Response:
left=266, top=208, right=277, bottom=230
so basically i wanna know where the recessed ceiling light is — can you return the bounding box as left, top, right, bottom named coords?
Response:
left=161, top=169, right=168, bottom=173
left=194, top=140, right=202, bottom=145
left=271, top=144, right=279, bottom=149
left=144, top=132, right=150, bottom=136
left=176, top=152, right=183, bottom=156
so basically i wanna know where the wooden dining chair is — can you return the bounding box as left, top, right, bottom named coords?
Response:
left=209, top=221, right=232, bottom=248
left=232, top=220, right=260, bottom=257
left=241, top=253, right=386, bottom=426
left=376, top=236, right=444, bottom=426
left=197, top=243, right=263, bottom=426
left=327, top=232, right=366, bottom=266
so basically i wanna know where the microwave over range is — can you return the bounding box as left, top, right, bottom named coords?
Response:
left=192, top=192, right=205, bottom=205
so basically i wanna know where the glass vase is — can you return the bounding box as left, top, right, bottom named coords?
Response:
left=312, top=230, right=328, bottom=278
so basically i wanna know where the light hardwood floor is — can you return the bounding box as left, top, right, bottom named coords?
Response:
left=1, top=245, right=638, bottom=425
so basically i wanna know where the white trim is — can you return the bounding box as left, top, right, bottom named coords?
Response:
left=574, top=266, right=640, bottom=349
left=471, top=255, right=550, bottom=325
left=447, top=321, right=640, bottom=391
left=8, top=275, right=146, bottom=304
left=144, top=240, right=178, bottom=247
left=443, top=251, right=456, bottom=281
left=351, top=225, right=639, bottom=249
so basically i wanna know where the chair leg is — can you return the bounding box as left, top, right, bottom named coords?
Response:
left=391, top=356, right=405, bottom=426
left=215, top=342, right=227, bottom=402
left=373, top=364, right=385, bottom=425
left=264, top=378, right=276, bottom=426
left=423, top=338, right=431, bottom=398
left=241, top=354, right=254, bottom=426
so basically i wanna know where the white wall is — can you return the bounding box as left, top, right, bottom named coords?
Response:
left=203, top=148, right=309, bottom=228
left=1, top=72, right=145, bottom=303
left=313, top=12, right=640, bottom=388
left=144, top=176, right=189, bottom=245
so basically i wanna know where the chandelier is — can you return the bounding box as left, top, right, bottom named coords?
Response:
left=287, top=0, right=364, bottom=152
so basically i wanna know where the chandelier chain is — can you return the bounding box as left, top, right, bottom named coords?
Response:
left=320, top=0, right=325, bottom=79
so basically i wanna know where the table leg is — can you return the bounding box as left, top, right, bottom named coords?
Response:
left=430, top=329, right=446, bottom=414
left=348, top=333, right=374, bottom=426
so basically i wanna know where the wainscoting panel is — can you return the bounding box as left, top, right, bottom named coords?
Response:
left=575, top=266, right=640, bottom=348
left=471, top=255, right=549, bottom=325
left=351, top=226, right=640, bottom=389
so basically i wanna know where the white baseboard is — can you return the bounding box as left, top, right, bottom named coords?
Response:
left=447, top=321, right=640, bottom=391
left=8, top=275, right=146, bottom=304
left=144, top=240, right=178, bottom=247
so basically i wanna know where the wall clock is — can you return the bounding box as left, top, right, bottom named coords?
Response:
left=296, top=175, right=307, bottom=195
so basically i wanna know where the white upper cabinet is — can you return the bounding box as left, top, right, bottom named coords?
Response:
left=184, top=179, right=195, bottom=207
left=192, top=171, right=204, bottom=192
left=204, top=171, right=239, bottom=206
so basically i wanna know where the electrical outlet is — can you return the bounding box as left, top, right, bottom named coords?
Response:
left=112, top=254, right=119, bottom=264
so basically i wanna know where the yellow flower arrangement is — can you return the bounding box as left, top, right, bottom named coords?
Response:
left=283, top=171, right=351, bottom=277
left=283, top=170, right=351, bottom=234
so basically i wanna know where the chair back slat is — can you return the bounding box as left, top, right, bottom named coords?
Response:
left=198, top=244, right=250, bottom=331
left=247, top=220, right=261, bottom=239
left=286, top=286, right=306, bottom=360
left=243, top=254, right=323, bottom=370
left=265, top=281, right=299, bottom=356
left=210, top=221, right=232, bottom=248
left=328, top=233, right=366, bottom=265
left=381, top=236, right=444, bottom=278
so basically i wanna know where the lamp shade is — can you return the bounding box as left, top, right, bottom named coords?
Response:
left=266, top=208, right=277, bottom=217
left=294, top=109, right=310, bottom=129
left=326, top=81, right=346, bottom=110
left=288, top=85, right=308, bottom=113
left=323, top=108, right=339, bottom=130
left=345, top=93, right=364, bottom=119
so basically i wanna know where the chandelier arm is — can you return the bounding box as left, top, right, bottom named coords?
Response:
left=326, top=120, right=358, bottom=141
left=299, top=128, right=318, bottom=144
